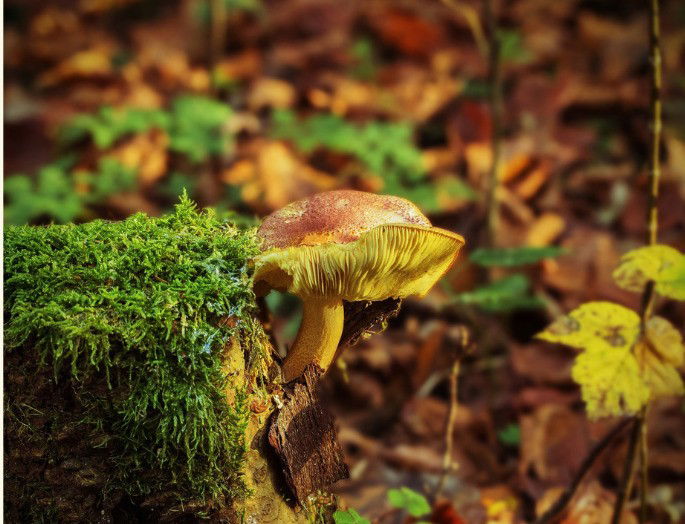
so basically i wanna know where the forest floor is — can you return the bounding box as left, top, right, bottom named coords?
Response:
left=4, top=0, right=685, bottom=522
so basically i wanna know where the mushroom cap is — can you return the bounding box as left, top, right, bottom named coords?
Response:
left=253, top=190, right=465, bottom=301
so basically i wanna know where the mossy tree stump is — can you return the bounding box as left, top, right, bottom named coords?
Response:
left=3, top=198, right=314, bottom=523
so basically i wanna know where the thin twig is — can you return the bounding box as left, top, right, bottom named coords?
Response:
left=434, top=359, right=461, bottom=499
left=639, top=410, right=649, bottom=523
left=484, top=0, right=503, bottom=248
left=611, top=415, right=642, bottom=524
left=534, top=418, right=631, bottom=524
left=646, top=0, right=662, bottom=248
left=611, top=1, right=663, bottom=521
left=434, top=327, right=471, bottom=500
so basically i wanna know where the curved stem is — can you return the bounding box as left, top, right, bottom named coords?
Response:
left=282, top=297, right=344, bottom=381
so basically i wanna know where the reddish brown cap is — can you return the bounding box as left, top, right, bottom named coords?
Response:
left=257, top=190, right=430, bottom=250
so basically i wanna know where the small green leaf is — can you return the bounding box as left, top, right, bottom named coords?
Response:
left=333, top=509, right=370, bottom=524
left=498, top=29, right=533, bottom=64
left=387, top=487, right=431, bottom=517
left=470, top=246, right=565, bottom=267
left=455, top=274, right=544, bottom=312
left=497, top=423, right=521, bottom=446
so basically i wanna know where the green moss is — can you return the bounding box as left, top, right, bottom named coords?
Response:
left=4, top=195, right=266, bottom=502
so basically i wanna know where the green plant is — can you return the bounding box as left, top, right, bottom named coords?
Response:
left=498, top=29, right=532, bottom=64
left=469, top=246, right=565, bottom=267
left=498, top=423, right=521, bottom=446
left=452, top=246, right=564, bottom=312
left=61, top=95, right=234, bottom=162
left=271, top=109, right=476, bottom=212
left=4, top=158, right=136, bottom=225
left=387, top=487, right=432, bottom=518
left=333, top=487, right=432, bottom=524
left=332, top=508, right=369, bottom=524
left=167, top=95, right=234, bottom=162
left=6, top=94, right=235, bottom=226
left=350, top=37, right=378, bottom=80
left=4, top=195, right=268, bottom=501
left=60, top=106, right=170, bottom=149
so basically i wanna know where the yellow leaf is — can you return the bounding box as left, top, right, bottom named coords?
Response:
left=538, top=303, right=685, bottom=417
left=537, top=302, right=646, bottom=418
left=536, top=301, right=640, bottom=352
left=634, top=316, right=685, bottom=399
left=572, top=347, right=649, bottom=418
left=645, top=316, right=685, bottom=366
left=613, top=245, right=685, bottom=300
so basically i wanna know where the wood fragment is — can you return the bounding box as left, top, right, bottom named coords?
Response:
left=340, top=298, right=402, bottom=349
left=268, top=365, right=349, bottom=503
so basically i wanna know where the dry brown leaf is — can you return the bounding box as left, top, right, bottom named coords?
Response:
left=329, top=79, right=376, bottom=116
left=80, top=0, right=139, bottom=13
left=38, top=45, right=115, bottom=87
left=248, top=78, right=296, bottom=111
left=501, top=153, right=534, bottom=183
left=108, top=130, right=169, bottom=186
left=537, top=482, right=637, bottom=524
left=464, top=143, right=492, bottom=184
left=520, top=404, right=589, bottom=485
left=384, top=69, right=461, bottom=122
left=119, top=82, right=164, bottom=109
left=421, top=148, right=460, bottom=173
left=514, top=162, right=551, bottom=200
left=213, top=50, right=262, bottom=81
left=369, top=8, right=445, bottom=57
left=223, top=141, right=336, bottom=212
left=526, top=212, right=566, bottom=247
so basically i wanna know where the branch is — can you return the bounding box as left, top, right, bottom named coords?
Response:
left=611, top=415, right=642, bottom=524
left=611, top=1, right=663, bottom=521
left=534, top=418, right=631, bottom=524
left=484, top=0, right=503, bottom=248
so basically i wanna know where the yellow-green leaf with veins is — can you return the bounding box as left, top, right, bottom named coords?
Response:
left=634, top=316, right=685, bottom=398
left=612, top=245, right=685, bottom=300
left=536, top=302, right=685, bottom=418
left=572, top=347, right=649, bottom=418
left=536, top=301, right=640, bottom=352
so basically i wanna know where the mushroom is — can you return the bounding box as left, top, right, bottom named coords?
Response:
left=253, top=190, right=465, bottom=381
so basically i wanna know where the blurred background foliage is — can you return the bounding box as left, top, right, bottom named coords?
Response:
left=4, top=0, right=685, bottom=521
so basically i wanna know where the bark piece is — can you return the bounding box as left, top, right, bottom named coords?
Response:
left=340, top=297, right=402, bottom=348
left=268, top=365, right=349, bottom=502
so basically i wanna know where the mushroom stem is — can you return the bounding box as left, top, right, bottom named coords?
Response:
left=282, top=297, right=344, bottom=381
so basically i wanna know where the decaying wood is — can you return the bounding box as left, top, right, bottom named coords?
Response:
left=268, top=365, right=349, bottom=503
left=340, top=298, right=402, bottom=349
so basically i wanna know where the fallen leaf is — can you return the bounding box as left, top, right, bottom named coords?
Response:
left=520, top=404, right=589, bottom=484
left=39, top=45, right=115, bottom=87
left=634, top=316, right=685, bottom=399
left=369, top=8, right=444, bottom=58
left=248, top=77, right=296, bottom=110
left=537, top=481, right=637, bottom=524
left=513, top=161, right=551, bottom=200
left=526, top=212, right=566, bottom=247
left=107, top=129, right=169, bottom=186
